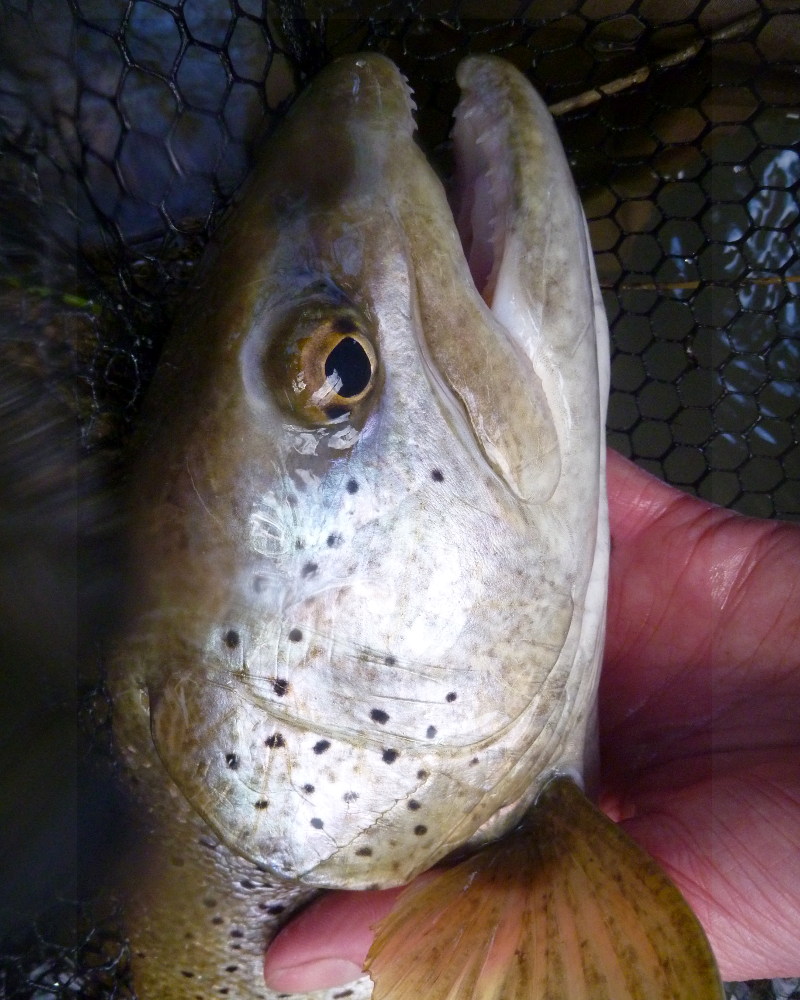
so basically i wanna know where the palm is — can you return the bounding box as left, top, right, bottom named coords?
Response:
left=600, top=448, right=800, bottom=980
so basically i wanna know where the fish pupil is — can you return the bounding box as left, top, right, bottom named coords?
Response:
left=325, top=336, right=372, bottom=397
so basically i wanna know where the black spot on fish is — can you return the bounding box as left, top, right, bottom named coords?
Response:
left=313, top=740, right=331, bottom=754
left=311, top=817, right=324, bottom=829
left=346, top=478, right=359, bottom=494
left=382, top=748, right=399, bottom=763
left=211, top=915, right=224, bottom=925
left=266, top=904, right=286, bottom=915
left=343, top=791, right=359, bottom=803
left=417, top=769, right=428, bottom=780
left=265, top=733, right=285, bottom=748
left=230, top=928, right=244, bottom=939
left=414, top=824, right=428, bottom=836
left=254, top=799, right=269, bottom=809
left=225, top=753, right=239, bottom=769
left=181, top=970, right=195, bottom=978
left=431, top=468, right=444, bottom=482
left=333, top=991, right=355, bottom=999
left=426, top=725, right=437, bottom=739
left=203, top=898, right=218, bottom=908
left=223, top=629, right=240, bottom=649
left=239, top=879, right=255, bottom=890
left=385, top=654, right=397, bottom=666
left=370, top=708, right=389, bottom=724
left=446, top=691, right=457, bottom=702
left=273, top=678, right=289, bottom=696
left=327, top=532, right=343, bottom=547
left=408, top=799, right=421, bottom=810
left=225, top=964, right=239, bottom=973
left=303, top=783, right=315, bottom=793
left=288, top=627, right=303, bottom=642
left=355, top=846, right=372, bottom=857
left=301, top=561, right=318, bottom=577
left=470, top=757, right=480, bottom=766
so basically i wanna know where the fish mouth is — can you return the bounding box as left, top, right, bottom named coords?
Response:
left=449, top=68, right=509, bottom=307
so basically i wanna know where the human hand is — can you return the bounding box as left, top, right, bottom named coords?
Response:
left=263, top=448, right=800, bottom=991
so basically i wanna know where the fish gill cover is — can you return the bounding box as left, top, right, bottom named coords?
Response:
left=0, top=2, right=798, bottom=999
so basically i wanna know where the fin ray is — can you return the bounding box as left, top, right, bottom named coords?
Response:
left=366, top=776, right=723, bottom=1000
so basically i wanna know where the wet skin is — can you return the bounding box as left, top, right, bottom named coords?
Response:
left=263, top=448, right=800, bottom=991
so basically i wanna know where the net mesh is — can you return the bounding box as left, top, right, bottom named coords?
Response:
left=0, top=1, right=798, bottom=997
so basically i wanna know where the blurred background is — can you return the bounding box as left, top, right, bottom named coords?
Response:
left=0, top=1, right=797, bottom=997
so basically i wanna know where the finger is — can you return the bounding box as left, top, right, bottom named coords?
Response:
left=263, top=887, right=404, bottom=992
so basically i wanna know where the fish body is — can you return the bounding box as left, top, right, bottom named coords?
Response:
left=108, top=53, right=720, bottom=1000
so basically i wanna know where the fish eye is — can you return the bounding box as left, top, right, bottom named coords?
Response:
left=266, top=306, right=379, bottom=426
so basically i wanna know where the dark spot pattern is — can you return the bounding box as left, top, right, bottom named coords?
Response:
left=211, top=915, right=224, bottom=925
left=273, top=678, right=289, bottom=696
left=426, top=725, right=437, bottom=739
left=181, top=970, right=195, bottom=978
left=417, top=769, right=428, bottom=780
left=223, top=629, right=240, bottom=649
left=470, top=757, right=480, bottom=766
left=431, top=468, right=444, bottom=482
left=254, top=799, right=269, bottom=809
left=382, top=748, right=398, bottom=763
left=346, top=478, right=359, bottom=493
left=343, top=791, right=359, bottom=803
left=266, top=904, right=286, bottom=916
left=313, top=740, right=331, bottom=754
left=385, top=654, right=397, bottom=666
left=408, top=799, right=421, bottom=810
left=355, top=846, right=373, bottom=857
left=414, top=824, right=428, bottom=836
left=333, top=991, right=355, bottom=999
left=303, top=783, right=315, bottom=793
left=225, top=965, right=239, bottom=973
left=230, top=928, right=244, bottom=939
left=225, top=753, right=239, bottom=769
left=288, top=627, right=303, bottom=642
left=370, top=708, right=389, bottom=724
left=310, top=817, right=324, bottom=829
left=301, top=561, right=318, bottom=577
left=327, top=532, right=343, bottom=547
left=265, top=733, right=285, bottom=748
left=239, top=879, right=255, bottom=890
left=446, top=691, right=458, bottom=702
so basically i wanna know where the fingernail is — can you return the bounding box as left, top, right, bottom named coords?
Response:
left=264, top=957, right=364, bottom=992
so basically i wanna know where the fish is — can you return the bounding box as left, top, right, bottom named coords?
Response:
left=106, top=52, right=723, bottom=1000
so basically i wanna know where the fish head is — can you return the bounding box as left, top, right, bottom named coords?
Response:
left=109, top=53, right=609, bottom=890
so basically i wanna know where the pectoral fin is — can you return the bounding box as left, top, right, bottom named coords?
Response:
left=365, top=776, right=723, bottom=1000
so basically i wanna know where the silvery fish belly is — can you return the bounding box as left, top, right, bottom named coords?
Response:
left=108, top=54, right=719, bottom=1000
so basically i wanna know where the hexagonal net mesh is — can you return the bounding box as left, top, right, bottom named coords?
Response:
left=0, top=2, right=797, bottom=999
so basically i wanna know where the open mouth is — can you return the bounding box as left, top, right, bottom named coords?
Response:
left=449, top=81, right=510, bottom=307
